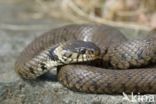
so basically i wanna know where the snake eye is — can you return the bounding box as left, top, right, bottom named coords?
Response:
left=79, top=48, right=86, bottom=54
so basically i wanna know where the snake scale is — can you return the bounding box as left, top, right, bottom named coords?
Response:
left=15, top=24, right=156, bottom=94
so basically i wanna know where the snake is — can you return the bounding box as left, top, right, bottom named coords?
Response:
left=15, top=24, right=156, bottom=94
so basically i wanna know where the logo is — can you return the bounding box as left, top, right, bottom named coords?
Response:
left=122, top=92, right=155, bottom=103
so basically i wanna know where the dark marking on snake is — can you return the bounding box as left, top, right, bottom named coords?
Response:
left=121, top=53, right=127, bottom=60
left=137, top=48, right=143, bottom=59
left=49, top=48, right=59, bottom=61
left=29, top=67, right=35, bottom=74
left=76, top=54, right=80, bottom=62
left=40, top=63, right=47, bottom=71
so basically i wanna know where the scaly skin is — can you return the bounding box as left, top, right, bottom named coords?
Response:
left=15, top=24, right=156, bottom=94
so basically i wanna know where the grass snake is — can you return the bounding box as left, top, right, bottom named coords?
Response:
left=15, top=24, right=156, bottom=94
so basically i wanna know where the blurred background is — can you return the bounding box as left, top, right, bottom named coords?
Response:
left=33, top=0, right=156, bottom=28
left=2, top=0, right=155, bottom=29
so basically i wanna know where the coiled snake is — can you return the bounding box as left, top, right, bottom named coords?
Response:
left=15, top=24, right=156, bottom=94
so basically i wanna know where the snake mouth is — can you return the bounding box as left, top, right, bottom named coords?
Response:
left=58, top=53, right=100, bottom=64
left=74, top=54, right=100, bottom=62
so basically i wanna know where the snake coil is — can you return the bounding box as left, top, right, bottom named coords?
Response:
left=15, top=24, right=156, bottom=94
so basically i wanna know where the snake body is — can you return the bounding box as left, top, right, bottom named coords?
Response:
left=15, top=24, right=156, bottom=94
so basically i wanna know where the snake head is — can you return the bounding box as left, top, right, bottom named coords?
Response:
left=51, top=40, right=100, bottom=64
